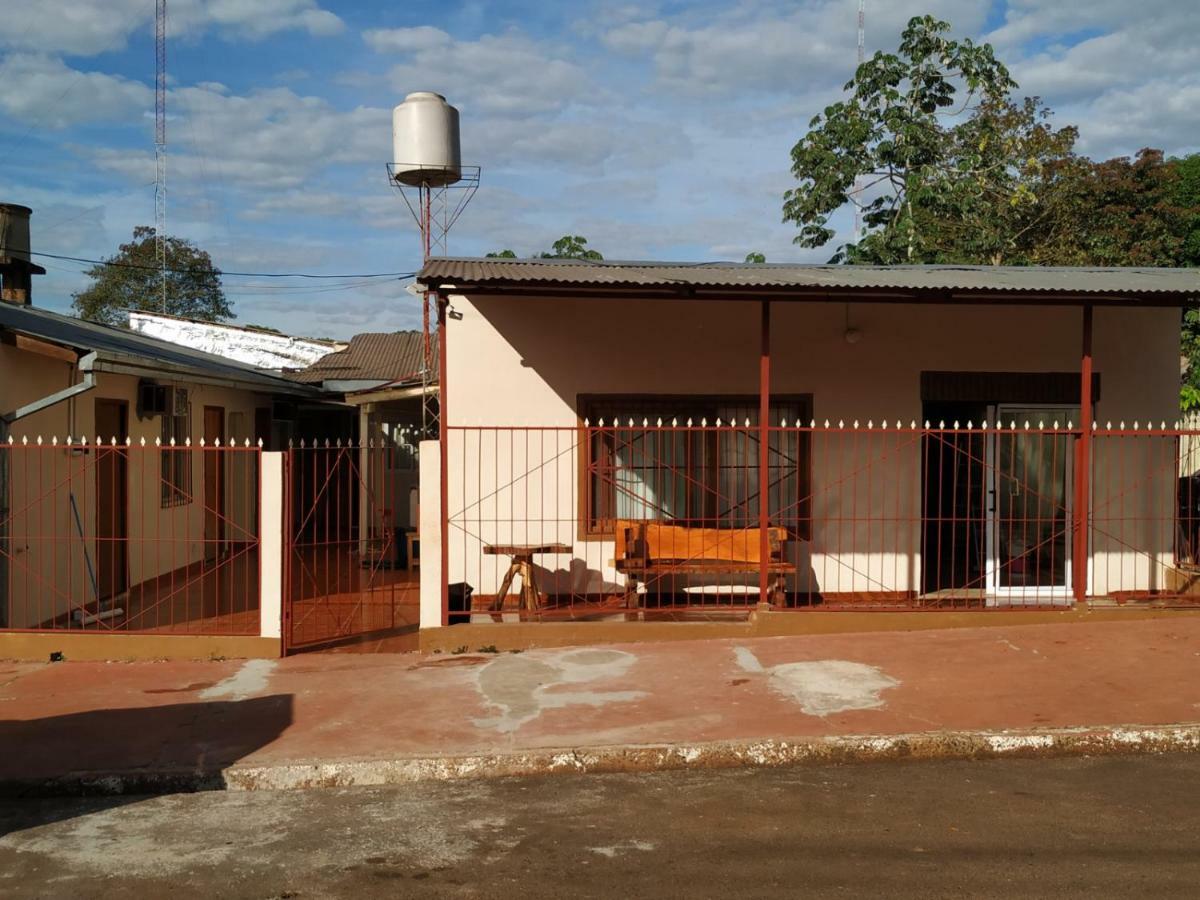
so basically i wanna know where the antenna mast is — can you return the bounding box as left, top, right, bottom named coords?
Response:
left=852, top=0, right=865, bottom=241
left=155, top=0, right=167, bottom=310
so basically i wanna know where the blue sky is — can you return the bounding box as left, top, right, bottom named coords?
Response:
left=2, top=0, right=1197, bottom=338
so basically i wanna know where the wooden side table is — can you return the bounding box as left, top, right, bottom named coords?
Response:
left=483, top=544, right=572, bottom=613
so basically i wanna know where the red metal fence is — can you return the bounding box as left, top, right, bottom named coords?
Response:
left=445, top=422, right=1200, bottom=620
left=284, top=440, right=419, bottom=649
left=0, top=437, right=260, bottom=634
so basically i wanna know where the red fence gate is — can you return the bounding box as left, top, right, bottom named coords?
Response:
left=283, top=441, right=420, bottom=651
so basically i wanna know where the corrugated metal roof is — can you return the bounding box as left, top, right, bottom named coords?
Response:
left=287, top=331, right=429, bottom=384
left=0, top=302, right=318, bottom=395
left=419, top=258, right=1200, bottom=298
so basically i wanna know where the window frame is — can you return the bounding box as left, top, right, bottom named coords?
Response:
left=160, top=391, right=192, bottom=508
left=577, top=393, right=813, bottom=540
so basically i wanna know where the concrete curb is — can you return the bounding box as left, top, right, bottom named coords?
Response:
left=6, top=723, right=1200, bottom=798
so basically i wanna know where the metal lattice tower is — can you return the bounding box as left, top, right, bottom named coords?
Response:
left=388, top=166, right=480, bottom=437
left=852, top=0, right=865, bottom=240
left=155, top=0, right=167, bottom=311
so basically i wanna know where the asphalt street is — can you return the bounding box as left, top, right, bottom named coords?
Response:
left=1, top=754, right=1198, bottom=898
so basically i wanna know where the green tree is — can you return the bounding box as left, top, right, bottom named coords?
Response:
left=485, top=235, right=605, bottom=260
left=540, top=235, right=603, bottom=260
left=908, top=96, right=1081, bottom=265
left=744, top=252, right=767, bottom=263
left=72, top=226, right=232, bottom=328
left=783, top=15, right=1018, bottom=262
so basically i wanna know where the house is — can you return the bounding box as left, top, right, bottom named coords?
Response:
left=0, top=291, right=321, bottom=651
left=414, top=257, right=1200, bottom=636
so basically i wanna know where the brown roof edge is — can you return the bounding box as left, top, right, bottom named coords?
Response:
left=417, top=258, right=1200, bottom=305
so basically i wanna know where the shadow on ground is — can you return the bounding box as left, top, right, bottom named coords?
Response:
left=0, top=695, right=293, bottom=835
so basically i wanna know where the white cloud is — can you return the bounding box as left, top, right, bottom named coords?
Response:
left=0, top=0, right=342, bottom=56
left=983, top=2, right=1200, bottom=157
left=0, top=54, right=152, bottom=128
left=366, top=26, right=590, bottom=119
left=601, top=0, right=990, bottom=96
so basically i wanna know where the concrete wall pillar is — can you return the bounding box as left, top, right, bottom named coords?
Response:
left=259, top=451, right=284, bottom=640
left=419, top=439, right=442, bottom=629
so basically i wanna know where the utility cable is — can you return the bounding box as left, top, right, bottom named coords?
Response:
left=0, top=245, right=417, bottom=279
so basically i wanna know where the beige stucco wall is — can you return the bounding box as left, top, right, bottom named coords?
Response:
left=2, top=343, right=268, bottom=628
left=440, top=295, right=1181, bottom=600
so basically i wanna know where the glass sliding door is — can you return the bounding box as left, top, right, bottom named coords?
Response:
left=986, top=406, right=1076, bottom=604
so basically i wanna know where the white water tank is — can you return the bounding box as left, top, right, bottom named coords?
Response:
left=391, top=92, right=461, bottom=187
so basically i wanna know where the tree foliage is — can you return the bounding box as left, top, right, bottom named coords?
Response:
left=486, top=235, right=604, bottom=260
left=744, top=252, right=767, bottom=263
left=72, top=226, right=232, bottom=328
left=539, top=235, right=603, bottom=260
left=783, top=15, right=1200, bottom=407
left=783, top=15, right=1018, bottom=262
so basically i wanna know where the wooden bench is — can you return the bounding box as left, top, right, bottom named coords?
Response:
left=613, top=520, right=794, bottom=609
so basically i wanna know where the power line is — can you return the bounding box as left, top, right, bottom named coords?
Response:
left=0, top=245, right=417, bottom=279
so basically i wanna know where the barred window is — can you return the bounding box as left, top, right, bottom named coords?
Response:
left=579, top=394, right=812, bottom=539
left=160, top=391, right=191, bottom=508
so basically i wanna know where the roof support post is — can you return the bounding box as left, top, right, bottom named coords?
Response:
left=437, top=293, right=450, bottom=627
left=759, top=299, right=771, bottom=609
left=1074, top=304, right=1094, bottom=604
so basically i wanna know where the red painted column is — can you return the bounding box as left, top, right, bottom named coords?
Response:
left=1074, top=304, right=1094, bottom=603
left=437, top=292, right=450, bottom=626
left=759, top=299, right=771, bottom=606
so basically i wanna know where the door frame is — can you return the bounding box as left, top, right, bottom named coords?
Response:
left=984, top=404, right=1077, bottom=606
left=203, top=405, right=226, bottom=561
left=94, top=399, right=129, bottom=601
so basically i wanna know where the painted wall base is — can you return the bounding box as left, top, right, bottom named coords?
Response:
left=418, top=606, right=1197, bottom=654
left=0, top=632, right=281, bottom=662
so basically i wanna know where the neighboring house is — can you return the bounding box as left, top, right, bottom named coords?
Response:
left=416, top=258, right=1200, bottom=627
left=284, top=331, right=433, bottom=536
left=128, top=310, right=346, bottom=371
left=0, top=297, right=319, bottom=639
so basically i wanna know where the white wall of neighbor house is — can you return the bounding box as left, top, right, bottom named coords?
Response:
left=437, top=295, right=1181, bottom=599
left=1, top=343, right=270, bottom=627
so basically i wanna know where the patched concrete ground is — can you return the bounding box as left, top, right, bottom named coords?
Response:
left=3, top=755, right=1200, bottom=898
left=2, top=617, right=1200, bottom=792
